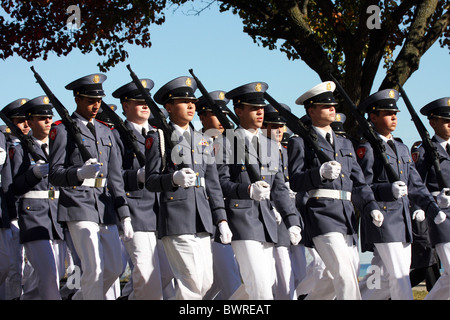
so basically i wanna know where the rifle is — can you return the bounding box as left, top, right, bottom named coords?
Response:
left=188, top=69, right=259, bottom=182
left=0, top=110, right=46, bottom=162
left=30, top=66, right=93, bottom=162
left=398, top=85, right=448, bottom=189
left=328, top=72, right=400, bottom=182
left=126, top=64, right=186, bottom=169
left=264, top=91, right=333, bottom=165
left=188, top=69, right=235, bottom=130
left=100, top=101, right=146, bottom=167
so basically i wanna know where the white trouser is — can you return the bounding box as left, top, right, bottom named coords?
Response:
left=162, top=233, right=213, bottom=300
left=4, top=221, right=24, bottom=299
left=273, top=245, right=295, bottom=300
left=204, top=241, right=241, bottom=300
left=157, top=240, right=176, bottom=300
left=360, top=242, right=412, bottom=300
left=309, top=232, right=361, bottom=300
left=123, top=231, right=163, bottom=300
left=21, top=239, right=65, bottom=300
left=425, top=242, right=450, bottom=300
left=67, top=221, right=123, bottom=300
left=230, top=240, right=275, bottom=300
left=296, top=247, right=329, bottom=297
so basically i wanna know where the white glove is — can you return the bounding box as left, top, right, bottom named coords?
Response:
left=392, top=181, right=408, bottom=199
left=285, top=181, right=296, bottom=199
left=249, top=180, right=270, bottom=201
left=288, top=226, right=302, bottom=245
left=137, top=167, right=145, bottom=184
left=218, top=221, right=233, bottom=244
left=32, top=160, right=49, bottom=179
left=77, top=158, right=101, bottom=181
left=412, top=209, right=425, bottom=222
left=121, top=217, right=134, bottom=241
left=436, top=188, right=450, bottom=208
left=0, top=147, right=6, bottom=166
left=172, top=168, right=196, bottom=188
left=319, top=161, right=341, bottom=180
left=371, top=209, right=384, bottom=227
left=434, top=211, right=447, bottom=225
left=272, top=207, right=282, bottom=224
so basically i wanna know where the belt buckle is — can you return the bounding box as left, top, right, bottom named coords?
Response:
left=340, top=190, right=348, bottom=200
left=48, top=190, right=55, bottom=199
left=94, top=178, right=103, bottom=188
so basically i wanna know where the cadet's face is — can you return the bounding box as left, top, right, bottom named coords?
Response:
left=28, top=115, right=53, bottom=139
left=123, top=100, right=150, bottom=125
left=370, top=110, right=398, bottom=136
left=12, top=118, right=30, bottom=135
left=75, top=96, right=102, bottom=120
left=199, top=111, right=224, bottom=135
left=235, top=104, right=264, bottom=130
left=165, top=99, right=196, bottom=129
left=308, top=104, right=336, bottom=127
left=430, top=117, right=450, bottom=140
left=263, top=123, right=285, bottom=143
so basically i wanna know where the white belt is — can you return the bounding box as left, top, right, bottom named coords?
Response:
left=82, top=178, right=106, bottom=188
left=432, top=191, right=440, bottom=197
left=309, top=189, right=352, bottom=201
left=21, top=190, right=60, bottom=199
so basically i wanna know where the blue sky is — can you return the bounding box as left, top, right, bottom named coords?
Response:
left=0, top=3, right=448, bottom=148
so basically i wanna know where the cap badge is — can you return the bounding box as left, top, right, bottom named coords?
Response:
left=218, top=91, right=225, bottom=100
left=326, top=82, right=332, bottom=91
left=93, top=75, right=100, bottom=83
left=185, top=77, right=192, bottom=87
left=21, top=99, right=27, bottom=105
left=255, top=83, right=262, bottom=92
left=335, top=114, right=341, bottom=121
left=141, top=80, right=147, bottom=88
left=447, top=99, right=450, bottom=106
left=389, top=90, right=395, bottom=98
left=43, top=96, right=50, bottom=104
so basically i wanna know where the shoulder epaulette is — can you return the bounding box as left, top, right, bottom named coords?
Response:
left=53, top=120, right=63, bottom=126
left=95, top=119, right=114, bottom=130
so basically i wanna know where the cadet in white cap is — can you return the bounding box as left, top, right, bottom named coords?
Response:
left=289, top=81, right=382, bottom=300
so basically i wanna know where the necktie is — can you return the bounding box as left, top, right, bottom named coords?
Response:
left=387, top=140, right=397, bottom=155
left=251, top=135, right=259, bottom=158
left=446, top=143, right=450, bottom=156
left=142, top=127, right=147, bottom=137
left=86, top=122, right=96, bottom=139
left=326, top=132, right=334, bottom=148
left=41, top=143, right=49, bottom=158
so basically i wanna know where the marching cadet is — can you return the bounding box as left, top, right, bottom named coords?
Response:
left=1, top=99, right=31, bottom=299
left=356, top=89, right=446, bottom=300
left=289, top=81, right=382, bottom=300
left=196, top=91, right=241, bottom=300
left=0, top=129, right=10, bottom=299
left=145, top=76, right=232, bottom=300
left=216, top=82, right=301, bottom=300
left=262, top=103, right=306, bottom=300
left=111, top=79, right=164, bottom=300
left=48, top=74, right=134, bottom=300
left=9, top=96, right=65, bottom=299
left=414, top=97, right=450, bottom=300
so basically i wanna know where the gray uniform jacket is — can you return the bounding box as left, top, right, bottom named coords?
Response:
left=356, top=137, right=441, bottom=252
left=48, top=114, right=131, bottom=225
left=10, top=141, right=63, bottom=243
left=413, top=136, right=450, bottom=246
left=288, top=130, right=379, bottom=247
left=0, top=132, right=11, bottom=228
left=216, top=129, right=300, bottom=244
left=145, top=124, right=227, bottom=238
left=114, top=121, right=158, bottom=232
